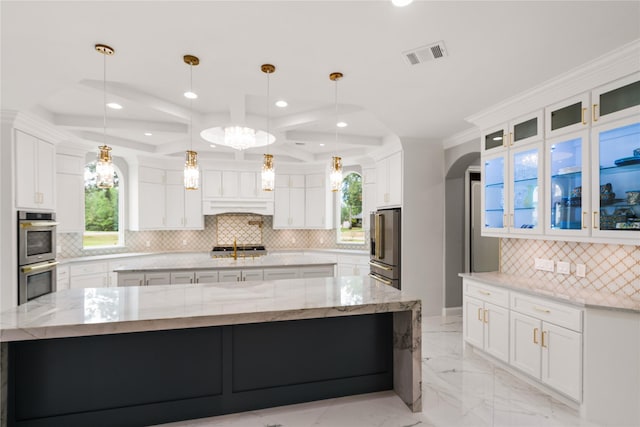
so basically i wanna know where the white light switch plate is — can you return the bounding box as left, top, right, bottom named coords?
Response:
left=557, top=261, right=570, bottom=275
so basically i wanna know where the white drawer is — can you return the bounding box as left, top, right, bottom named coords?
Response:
left=70, top=261, right=108, bottom=277
left=464, top=280, right=509, bottom=308
left=510, top=292, right=583, bottom=332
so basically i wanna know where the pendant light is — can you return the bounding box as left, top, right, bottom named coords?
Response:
left=261, top=64, right=276, bottom=191
left=183, top=54, right=200, bottom=190
left=95, top=44, right=115, bottom=189
left=329, top=72, right=343, bottom=192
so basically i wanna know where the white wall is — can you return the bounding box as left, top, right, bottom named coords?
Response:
left=400, top=138, right=444, bottom=316
left=0, top=113, right=16, bottom=310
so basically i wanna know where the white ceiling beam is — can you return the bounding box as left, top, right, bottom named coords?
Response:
left=268, top=145, right=315, bottom=163
left=77, top=131, right=156, bottom=153
left=53, top=114, right=187, bottom=133
left=285, top=131, right=383, bottom=147
left=271, top=104, right=363, bottom=130
left=79, top=79, right=192, bottom=120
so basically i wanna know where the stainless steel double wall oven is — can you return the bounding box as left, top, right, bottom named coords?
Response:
left=17, top=211, right=58, bottom=305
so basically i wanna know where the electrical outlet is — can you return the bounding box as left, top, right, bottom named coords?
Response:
left=182, top=239, right=187, bottom=246
left=145, top=241, right=151, bottom=248
left=557, top=261, right=570, bottom=275
left=534, top=258, right=554, bottom=272
left=576, top=264, right=586, bottom=278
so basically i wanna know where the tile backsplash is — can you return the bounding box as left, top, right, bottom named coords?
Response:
left=58, top=214, right=368, bottom=258
left=501, top=238, right=640, bottom=301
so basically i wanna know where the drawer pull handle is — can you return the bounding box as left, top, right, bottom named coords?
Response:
left=534, top=306, right=551, bottom=314
left=541, top=331, right=548, bottom=348
left=477, top=307, right=483, bottom=321
left=483, top=309, right=489, bottom=324
left=533, top=328, right=539, bottom=344
left=479, top=290, right=491, bottom=296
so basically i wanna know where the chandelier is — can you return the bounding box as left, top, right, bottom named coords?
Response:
left=200, top=126, right=275, bottom=151
left=95, top=44, right=115, bottom=189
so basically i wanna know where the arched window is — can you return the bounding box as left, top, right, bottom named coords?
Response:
left=338, top=172, right=364, bottom=244
left=83, top=162, right=123, bottom=248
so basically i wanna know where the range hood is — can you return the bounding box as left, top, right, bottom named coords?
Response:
left=202, top=199, right=274, bottom=216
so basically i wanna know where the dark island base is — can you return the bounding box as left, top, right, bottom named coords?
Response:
left=7, top=313, right=393, bottom=427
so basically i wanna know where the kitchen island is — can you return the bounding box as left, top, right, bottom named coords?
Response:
left=0, top=276, right=421, bottom=427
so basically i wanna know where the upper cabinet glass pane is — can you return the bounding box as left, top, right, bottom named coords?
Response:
left=484, top=156, right=504, bottom=228
left=513, top=117, right=538, bottom=142
left=512, top=148, right=539, bottom=229
left=485, top=129, right=504, bottom=151
left=599, top=80, right=640, bottom=117
left=551, top=102, right=582, bottom=131
left=597, top=122, right=640, bottom=231
left=550, top=137, right=583, bottom=230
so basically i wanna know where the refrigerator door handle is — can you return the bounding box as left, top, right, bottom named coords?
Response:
left=375, top=213, right=384, bottom=260
left=368, top=273, right=392, bottom=286
left=369, top=260, right=392, bottom=271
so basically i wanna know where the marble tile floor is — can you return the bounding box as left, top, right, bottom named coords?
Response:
left=158, top=315, right=602, bottom=427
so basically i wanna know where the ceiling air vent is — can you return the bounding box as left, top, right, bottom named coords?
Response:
left=402, top=40, right=448, bottom=66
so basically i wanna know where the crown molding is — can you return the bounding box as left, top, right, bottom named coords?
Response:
left=2, top=109, right=74, bottom=144
left=466, top=38, right=640, bottom=130
left=442, top=126, right=480, bottom=149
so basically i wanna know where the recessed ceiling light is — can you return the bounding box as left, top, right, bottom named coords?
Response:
left=391, top=0, right=414, bottom=7
left=320, top=143, right=325, bottom=147
left=184, top=91, right=198, bottom=99
left=275, top=100, right=288, bottom=108
left=106, top=102, right=122, bottom=110
left=144, top=132, right=153, bottom=136
left=336, top=121, right=348, bottom=128
left=209, top=144, right=216, bottom=148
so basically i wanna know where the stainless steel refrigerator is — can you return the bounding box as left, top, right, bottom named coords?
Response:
left=369, top=208, right=401, bottom=289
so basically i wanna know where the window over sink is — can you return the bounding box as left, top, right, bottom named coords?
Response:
left=337, top=172, right=364, bottom=245
left=83, top=161, right=124, bottom=248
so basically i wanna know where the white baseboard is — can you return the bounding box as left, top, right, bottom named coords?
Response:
left=441, top=306, right=462, bottom=317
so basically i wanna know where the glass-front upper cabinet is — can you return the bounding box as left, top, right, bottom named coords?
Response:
left=545, top=131, right=590, bottom=236
left=482, top=153, right=507, bottom=233
left=481, top=110, right=543, bottom=153
left=591, top=73, right=640, bottom=125
left=545, top=93, right=591, bottom=138
left=591, top=117, right=640, bottom=239
left=509, top=143, right=543, bottom=234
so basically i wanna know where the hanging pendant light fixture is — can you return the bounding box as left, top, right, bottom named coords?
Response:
left=261, top=63, right=276, bottom=191
left=329, top=72, right=344, bottom=192
left=95, top=44, right=115, bottom=189
left=183, top=54, right=200, bottom=190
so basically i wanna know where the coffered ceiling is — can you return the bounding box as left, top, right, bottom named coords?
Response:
left=2, top=1, right=639, bottom=165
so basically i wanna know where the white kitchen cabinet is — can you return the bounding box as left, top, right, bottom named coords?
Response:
left=202, top=169, right=274, bottom=215
left=203, top=170, right=223, bottom=198
left=195, top=270, right=219, bottom=284
left=263, top=268, right=300, bottom=281
left=273, top=174, right=305, bottom=228
left=70, top=261, right=110, bottom=289
left=132, top=167, right=203, bottom=230
left=170, top=271, right=195, bottom=284
left=56, top=153, right=85, bottom=233
left=299, top=265, right=335, bottom=278
left=15, top=130, right=55, bottom=210
left=545, top=93, right=591, bottom=138
left=304, top=173, right=333, bottom=229
left=337, top=254, right=368, bottom=277
left=376, top=151, right=402, bottom=208
left=482, top=110, right=543, bottom=153
left=145, top=272, right=171, bottom=286
left=509, top=291, right=583, bottom=401
left=118, top=272, right=145, bottom=287
left=590, top=72, right=640, bottom=125
left=482, top=140, right=543, bottom=236
left=463, top=281, right=510, bottom=363
left=219, top=269, right=264, bottom=283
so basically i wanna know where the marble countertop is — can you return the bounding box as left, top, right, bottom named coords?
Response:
left=111, top=252, right=338, bottom=272
left=0, top=276, right=421, bottom=342
left=460, top=272, right=639, bottom=313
